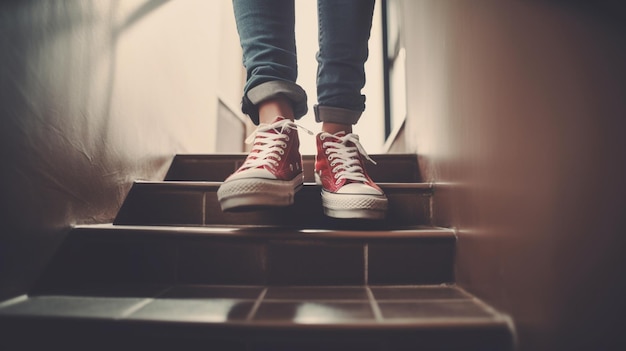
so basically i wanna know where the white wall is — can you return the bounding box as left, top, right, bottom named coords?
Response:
left=0, top=0, right=240, bottom=299
left=400, top=1, right=626, bottom=350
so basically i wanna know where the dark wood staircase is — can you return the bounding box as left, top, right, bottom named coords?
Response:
left=0, top=154, right=514, bottom=350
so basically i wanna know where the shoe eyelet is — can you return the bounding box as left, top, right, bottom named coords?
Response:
left=285, top=136, right=290, bottom=141
left=320, top=135, right=326, bottom=140
left=335, top=179, right=341, bottom=184
left=279, top=149, right=285, bottom=155
left=325, top=150, right=331, bottom=155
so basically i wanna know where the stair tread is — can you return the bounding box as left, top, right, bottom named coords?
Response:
left=0, top=284, right=509, bottom=329
left=79, top=223, right=454, bottom=239
left=35, top=223, right=455, bottom=288
left=0, top=285, right=513, bottom=350
left=172, top=154, right=420, bottom=159
left=114, top=180, right=433, bottom=227
left=134, top=180, right=433, bottom=190
left=165, top=153, right=423, bottom=183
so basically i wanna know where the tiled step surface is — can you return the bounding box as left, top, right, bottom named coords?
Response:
left=0, top=152, right=514, bottom=350
left=165, top=154, right=423, bottom=183
left=114, top=182, right=432, bottom=227
left=0, top=284, right=513, bottom=350
left=32, top=224, right=455, bottom=293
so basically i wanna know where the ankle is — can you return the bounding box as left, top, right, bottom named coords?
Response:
left=322, top=122, right=352, bottom=135
left=259, top=95, right=295, bottom=124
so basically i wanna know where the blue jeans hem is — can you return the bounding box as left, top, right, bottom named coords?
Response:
left=242, top=80, right=308, bottom=125
left=314, top=104, right=362, bottom=125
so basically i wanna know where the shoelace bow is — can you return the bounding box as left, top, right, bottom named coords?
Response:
left=241, top=119, right=312, bottom=171
left=322, top=132, right=377, bottom=184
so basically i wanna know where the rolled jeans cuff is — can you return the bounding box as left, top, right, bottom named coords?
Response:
left=242, top=81, right=308, bottom=125
left=314, top=104, right=362, bottom=125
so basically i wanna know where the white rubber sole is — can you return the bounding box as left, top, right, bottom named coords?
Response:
left=217, top=175, right=303, bottom=211
left=321, top=190, right=388, bottom=219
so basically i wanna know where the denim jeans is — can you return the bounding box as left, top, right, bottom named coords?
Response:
left=232, top=0, right=375, bottom=125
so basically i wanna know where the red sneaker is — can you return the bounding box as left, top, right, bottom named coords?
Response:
left=217, top=116, right=304, bottom=211
left=315, top=132, right=388, bottom=219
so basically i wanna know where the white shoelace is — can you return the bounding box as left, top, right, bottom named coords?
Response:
left=321, top=132, right=377, bottom=184
left=241, top=118, right=311, bottom=171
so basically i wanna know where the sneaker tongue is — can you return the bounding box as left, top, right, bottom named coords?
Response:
left=257, top=116, right=288, bottom=133
left=272, top=116, right=296, bottom=126
left=321, top=131, right=347, bottom=142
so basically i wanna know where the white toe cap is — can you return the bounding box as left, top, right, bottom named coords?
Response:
left=227, top=168, right=277, bottom=181
left=336, top=183, right=382, bottom=195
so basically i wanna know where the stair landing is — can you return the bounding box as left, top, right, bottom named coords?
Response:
left=0, top=283, right=511, bottom=350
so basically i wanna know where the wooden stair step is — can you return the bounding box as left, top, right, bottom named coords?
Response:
left=32, top=224, right=456, bottom=293
left=114, top=182, right=433, bottom=227
left=0, top=284, right=513, bottom=351
left=165, top=154, right=423, bottom=183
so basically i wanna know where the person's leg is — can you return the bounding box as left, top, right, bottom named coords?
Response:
left=218, top=0, right=306, bottom=212
left=314, top=0, right=387, bottom=219
left=258, top=95, right=295, bottom=123
left=316, top=0, right=375, bottom=132
left=232, top=0, right=306, bottom=125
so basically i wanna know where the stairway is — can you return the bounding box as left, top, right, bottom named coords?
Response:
left=0, top=154, right=514, bottom=350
